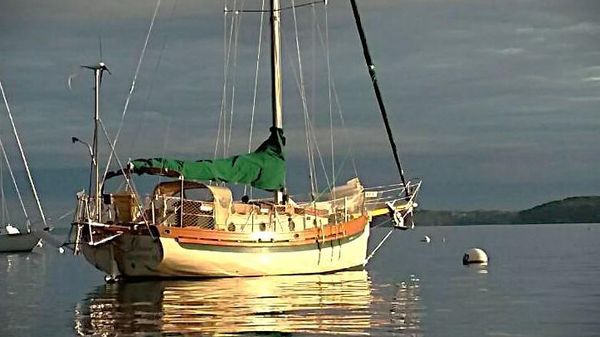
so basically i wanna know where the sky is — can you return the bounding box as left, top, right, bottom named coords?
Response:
left=1, top=0, right=600, bottom=214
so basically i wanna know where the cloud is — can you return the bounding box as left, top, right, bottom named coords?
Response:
left=562, top=21, right=600, bottom=34
left=481, top=47, right=525, bottom=56
left=3, top=0, right=600, bottom=210
left=516, top=21, right=600, bottom=35
left=566, top=96, right=600, bottom=102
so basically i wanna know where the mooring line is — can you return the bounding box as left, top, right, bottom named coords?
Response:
left=364, top=226, right=394, bottom=266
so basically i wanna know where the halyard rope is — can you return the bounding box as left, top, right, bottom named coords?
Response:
left=244, top=0, right=266, bottom=198
left=103, top=0, right=162, bottom=180
left=291, top=0, right=317, bottom=198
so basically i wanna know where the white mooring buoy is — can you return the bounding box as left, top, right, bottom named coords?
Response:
left=463, top=248, right=488, bottom=265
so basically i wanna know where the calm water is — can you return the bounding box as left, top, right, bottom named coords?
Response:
left=1, top=224, right=600, bottom=336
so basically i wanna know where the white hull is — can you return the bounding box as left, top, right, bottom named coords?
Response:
left=81, top=225, right=370, bottom=278
left=0, top=232, right=40, bottom=253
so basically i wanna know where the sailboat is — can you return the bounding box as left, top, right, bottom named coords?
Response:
left=0, top=144, right=41, bottom=253
left=0, top=225, right=40, bottom=253
left=68, top=0, right=420, bottom=280
left=0, top=79, right=49, bottom=253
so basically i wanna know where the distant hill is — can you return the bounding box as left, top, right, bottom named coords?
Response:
left=415, top=196, right=600, bottom=225
left=515, top=196, right=600, bottom=224
left=415, top=209, right=516, bottom=226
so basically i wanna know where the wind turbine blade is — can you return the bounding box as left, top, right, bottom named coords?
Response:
left=67, top=72, right=78, bottom=90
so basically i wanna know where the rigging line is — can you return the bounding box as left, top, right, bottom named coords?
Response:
left=0, top=78, right=47, bottom=228
left=282, top=15, right=329, bottom=202
left=307, top=119, right=318, bottom=197
left=297, top=21, right=319, bottom=200
left=282, top=33, right=331, bottom=191
left=0, top=158, right=5, bottom=224
left=125, top=111, right=149, bottom=167
left=244, top=0, right=266, bottom=198
left=324, top=4, right=336, bottom=199
left=224, top=0, right=240, bottom=158
left=226, top=0, right=325, bottom=13
left=312, top=12, right=359, bottom=178
left=98, top=120, right=148, bottom=224
left=0, top=138, right=30, bottom=226
left=142, top=0, right=179, bottom=113
left=300, top=83, right=318, bottom=199
left=291, top=0, right=317, bottom=198
left=306, top=110, right=318, bottom=197
left=364, top=224, right=394, bottom=266
left=310, top=4, right=319, bottom=195
left=226, top=4, right=245, bottom=156
left=307, top=119, right=332, bottom=193
left=103, top=0, right=162, bottom=181
left=330, top=147, right=353, bottom=181
left=215, top=5, right=229, bottom=159
left=305, top=112, right=317, bottom=198
left=332, top=90, right=358, bottom=176
left=364, top=182, right=410, bottom=190
left=297, top=63, right=335, bottom=194
left=349, top=0, right=410, bottom=196
left=216, top=1, right=237, bottom=159
left=281, top=36, right=325, bottom=197
left=54, top=209, right=75, bottom=222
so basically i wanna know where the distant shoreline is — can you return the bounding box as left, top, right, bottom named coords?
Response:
left=415, top=196, right=600, bottom=226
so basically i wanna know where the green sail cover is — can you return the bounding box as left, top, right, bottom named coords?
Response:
left=130, top=128, right=285, bottom=191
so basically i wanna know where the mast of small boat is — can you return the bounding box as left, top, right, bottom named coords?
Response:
left=0, top=79, right=48, bottom=230
left=271, top=0, right=284, bottom=204
left=93, top=66, right=101, bottom=221
left=82, top=62, right=109, bottom=222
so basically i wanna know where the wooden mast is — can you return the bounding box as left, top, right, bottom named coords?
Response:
left=271, top=0, right=284, bottom=204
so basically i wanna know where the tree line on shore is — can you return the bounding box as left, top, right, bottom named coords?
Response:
left=415, top=196, right=600, bottom=226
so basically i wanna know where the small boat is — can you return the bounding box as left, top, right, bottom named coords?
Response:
left=67, top=0, right=421, bottom=280
left=0, top=76, right=50, bottom=253
left=0, top=225, right=40, bottom=253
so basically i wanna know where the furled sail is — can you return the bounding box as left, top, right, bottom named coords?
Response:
left=128, top=127, right=285, bottom=191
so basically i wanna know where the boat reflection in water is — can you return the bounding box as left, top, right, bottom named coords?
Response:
left=74, top=271, right=422, bottom=336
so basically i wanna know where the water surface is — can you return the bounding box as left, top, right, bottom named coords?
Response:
left=1, top=224, right=599, bottom=336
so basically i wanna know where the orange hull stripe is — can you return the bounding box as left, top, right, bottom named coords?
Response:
left=160, top=215, right=368, bottom=247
